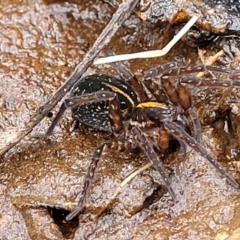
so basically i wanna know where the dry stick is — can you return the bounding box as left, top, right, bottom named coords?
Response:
left=0, top=0, right=140, bottom=156
left=94, top=162, right=152, bottom=218
left=94, top=15, right=199, bottom=64
left=196, top=49, right=224, bottom=78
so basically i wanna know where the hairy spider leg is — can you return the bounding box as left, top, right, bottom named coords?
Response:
left=143, top=63, right=240, bottom=143
left=66, top=143, right=107, bottom=221
left=163, top=64, right=240, bottom=142
left=180, top=76, right=240, bottom=88
left=66, top=91, right=127, bottom=220
left=161, top=64, right=240, bottom=97
left=158, top=127, right=171, bottom=150
left=107, top=50, right=149, bottom=102
left=164, top=121, right=239, bottom=189
left=66, top=91, right=180, bottom=219
left=43, top=103, right=67, bottom=136
left=41, top=91, right=117, bottom=136
left=95, top=162, right=153, bottom=219
left=131, top=126, right=177, bottom=202
left=144, top=63, right=201, bottom=142
left=143, top=63, right=194, bottom=154
left=107, top=50, right=135, bottom=81
left=144, top=62, right=178, bottom=103
left=108, top=93, right=124, bottom=134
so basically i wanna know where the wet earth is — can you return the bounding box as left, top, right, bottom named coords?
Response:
left=1, top=0, right=240, bottom=239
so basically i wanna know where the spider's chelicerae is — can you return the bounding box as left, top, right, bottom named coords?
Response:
left=42, top=61, right=240, bottom=221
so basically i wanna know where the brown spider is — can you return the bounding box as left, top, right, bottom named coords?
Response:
left=40, top=60, right=240, bottom=221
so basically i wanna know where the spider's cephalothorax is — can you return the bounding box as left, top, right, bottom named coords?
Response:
left=42, top=61, right=240, bottom=221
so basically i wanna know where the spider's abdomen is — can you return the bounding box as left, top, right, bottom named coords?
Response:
left=130, top=102, right=178, bottom=128
left=71, top=74, right=139, bottom=131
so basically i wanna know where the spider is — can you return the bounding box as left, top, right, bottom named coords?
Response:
left=40, top=60, right=240, bottom=221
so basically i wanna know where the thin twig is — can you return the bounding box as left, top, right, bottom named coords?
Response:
left=0, top=0, right=140, bottom=156
left=197, top=49, right=224, bottom=78
left=94, top=162, right=152, bottom=218
left=93, top=15, right=199, bottom=64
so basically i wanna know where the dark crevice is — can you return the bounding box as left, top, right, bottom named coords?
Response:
left=47, top=207, right=79, bottom=239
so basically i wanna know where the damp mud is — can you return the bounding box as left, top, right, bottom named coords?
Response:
left=0, top=0, right=240, bottom=239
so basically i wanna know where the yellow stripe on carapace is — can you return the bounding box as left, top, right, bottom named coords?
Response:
left=137, top=102, right=168, bottom=109
left=102, top=82, right=135, bottom=107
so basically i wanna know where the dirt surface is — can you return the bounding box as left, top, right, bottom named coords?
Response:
left=134, top=0, right=240, bottom=34
left=0, top=0, right=240, bottom=239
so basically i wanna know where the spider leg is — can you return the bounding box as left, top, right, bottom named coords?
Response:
left=145, top=63, right=240, bottom=141
left=39, top=91, right=116, bottom=137
left=145, top=64, right=240, bottom=88
left=66, top=143, right=108, bottom=221
left=144, top=62, right=178, bottom=80
left=164, top=121, right=239, bottom=189
left=180, top=76, right=240, bottom=88
left=107, top=50, right=149, bottom=102
left=160, top=64, right=240, bottom=77
left=144, top=63, right=202, bottom=142
left=173, top=64, right=240, bottom=140
left=65, top=91, right=116, bottom=108
left=144, top=62, right=178, bottom=102
left=131, top=126, right=177, bottom=202
left=176, top=80, right=201, bottom=142
left=95, top=162, right=152, bottom=219
left=175, top=64, right=240, bottom=77
left=159, top=64, right=240, bottom=89
left=108, top=92, right=124, bottom=134
left=161, top=74, right=202, bottom=142
left=41, top=102, right=67, bottom=137
left=107, top=50, right=135, bottom=81
left=187, top=108, right=201, bottom=142
left=158, top=127, right=170, bottom=150
left=173, top=72, right=240, bottom=142
left=66, top=91, right=126, bottom=221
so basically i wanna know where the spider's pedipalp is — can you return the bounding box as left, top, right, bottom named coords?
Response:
left=164, top=121, right=239, bottom=189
